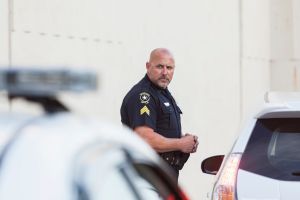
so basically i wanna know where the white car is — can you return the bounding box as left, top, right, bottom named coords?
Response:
left=201, top=92, right=300, bottom=200
left=0, top=68, right=189, bottom=200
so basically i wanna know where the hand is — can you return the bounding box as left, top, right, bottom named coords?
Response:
left=185, top=133, right=198, bottom=153
left=180, top=134, right=198, bottom=153
left=192, top=135, right=199, bottom=153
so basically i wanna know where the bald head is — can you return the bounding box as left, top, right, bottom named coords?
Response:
left=149, top=48, right=175, bottom=63
left=146, top=48, right=175, bottom=89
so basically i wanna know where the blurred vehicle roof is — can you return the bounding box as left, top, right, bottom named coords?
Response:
left=0, top=68, right=189, bottom=200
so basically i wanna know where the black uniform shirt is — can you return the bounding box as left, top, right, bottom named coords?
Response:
left=121, top=75, right=182, bottom=139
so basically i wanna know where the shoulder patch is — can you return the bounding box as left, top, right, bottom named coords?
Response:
left=139, top=92, right=150, bottom=104
left=140, top=105, right=150, bottom=116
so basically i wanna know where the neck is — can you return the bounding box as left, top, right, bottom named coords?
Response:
left=145, top=74, right=167, bottom=90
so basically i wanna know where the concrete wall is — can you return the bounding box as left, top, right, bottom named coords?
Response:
left=0, top=0, right=299, bottom=199
left=241, top=0, right=271, bottom=120
left=270, top=0, right=300, bottom=91
left=0, top=0, right=10, bottom=111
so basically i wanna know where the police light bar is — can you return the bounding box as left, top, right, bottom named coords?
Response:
left=0, top=68, right=98, bottom=96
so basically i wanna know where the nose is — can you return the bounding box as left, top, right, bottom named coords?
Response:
left=162, top=66, right=168, bottom=75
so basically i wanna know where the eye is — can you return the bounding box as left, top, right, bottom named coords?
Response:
left=166, top=65, right=174, bottom=70
left=156, top=64, right=164, bottom=69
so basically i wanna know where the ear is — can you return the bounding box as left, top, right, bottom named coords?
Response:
left=146, top=62, right=150, bottom=70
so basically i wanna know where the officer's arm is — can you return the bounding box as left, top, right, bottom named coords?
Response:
left=134, top=126, right=195, bottom=153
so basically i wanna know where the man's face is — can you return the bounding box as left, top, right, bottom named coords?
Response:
left=146, top=53, right=175, bottom=89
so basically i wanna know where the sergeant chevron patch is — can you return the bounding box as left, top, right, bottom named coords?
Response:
left=140, top=105, right=150, bottom=116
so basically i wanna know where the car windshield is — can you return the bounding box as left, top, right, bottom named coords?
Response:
left=239, top=118, right=300, bottom=181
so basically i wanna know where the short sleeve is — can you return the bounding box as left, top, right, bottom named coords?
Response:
left=126, top=90, right=157, bottom=130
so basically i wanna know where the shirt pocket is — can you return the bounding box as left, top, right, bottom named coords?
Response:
left=157, top=104, right=173, bottom=129
left=175, top=105, right=182, bottom=127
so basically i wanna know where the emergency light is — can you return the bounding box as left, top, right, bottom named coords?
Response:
left=0, top=67, right=97, bottom=96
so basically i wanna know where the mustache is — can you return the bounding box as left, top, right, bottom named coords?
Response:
left=158, top=76, right=170, bottom=82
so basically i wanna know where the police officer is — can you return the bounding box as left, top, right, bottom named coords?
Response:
left=121, top=48, right=198, bottom=180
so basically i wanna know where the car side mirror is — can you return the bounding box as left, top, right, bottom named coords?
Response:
left=201, top=155, right=224, bottom=175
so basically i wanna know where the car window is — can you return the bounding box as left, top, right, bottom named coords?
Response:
left=133, top=163, right=180, bottom=200
left=121, top=163, right=163, bottom=200
left=239, top=118, right=300, bottom=181
left=74, top=144, right=179, bottom=200
left=95, top=165, right=139, bottom=200
left=268, top=128, right=300, bottom=172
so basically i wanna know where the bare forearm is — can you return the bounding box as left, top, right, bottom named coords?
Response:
left=137, top=129, right=181, bottom=152
left=134, top=126, right=195, bottom=153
